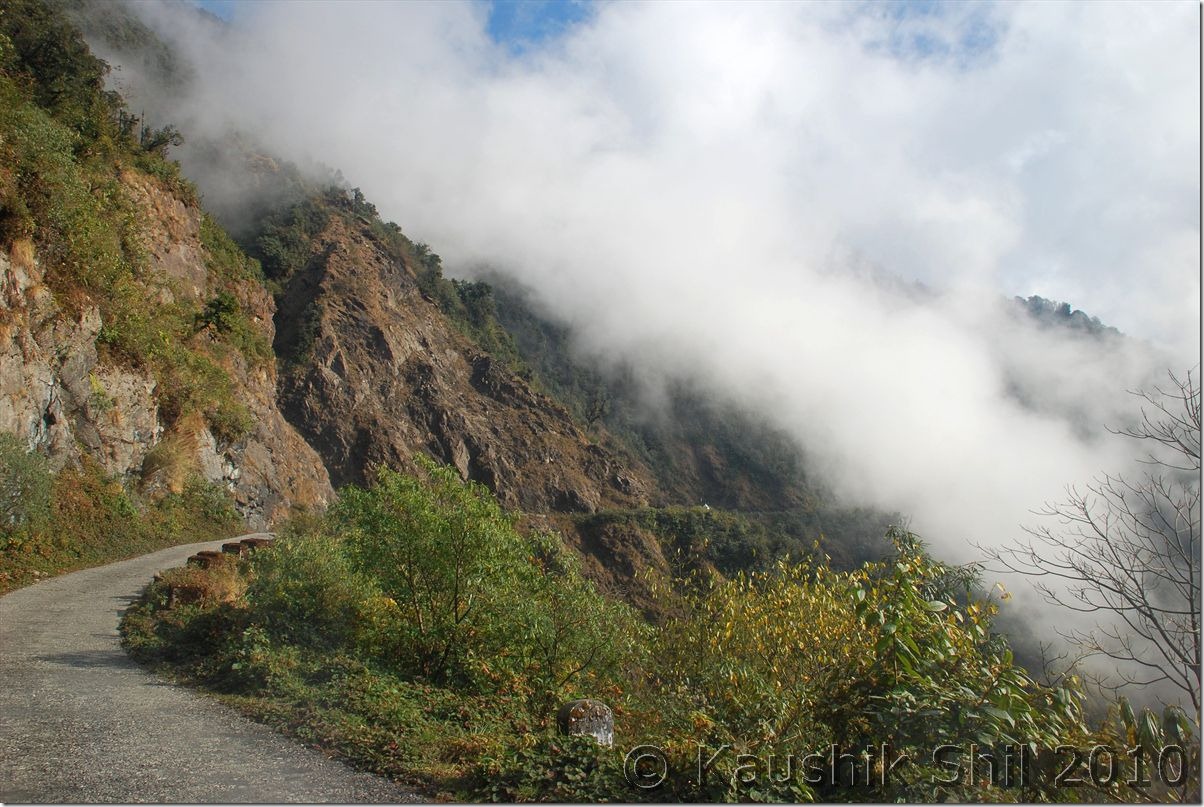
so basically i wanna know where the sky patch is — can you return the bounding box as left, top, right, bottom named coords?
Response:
left=194, top=0, right=237, bottom=22
left=860, top=0, right=1004, bottom=69
left=483, top=0, right=594, bottom=54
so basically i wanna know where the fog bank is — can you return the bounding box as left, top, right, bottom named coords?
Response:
left=96, top=0, right=1198, bottom=571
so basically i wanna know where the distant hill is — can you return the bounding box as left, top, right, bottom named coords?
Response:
left=1011, top=294, right=1123, bottom=339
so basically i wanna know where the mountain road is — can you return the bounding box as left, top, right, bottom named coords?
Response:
left=0, top=537, right=423, bottom=803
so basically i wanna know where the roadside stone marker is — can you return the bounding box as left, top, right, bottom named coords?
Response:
left=556, top=699, right=613, bottom=747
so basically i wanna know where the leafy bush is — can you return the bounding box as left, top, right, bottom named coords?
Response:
left=0, top=75, right=132, bottom=297
left=512, top=531, right=649, bottom=712
left=251, top=459, right=643, bottom=701
left=249, top=196, right=330, bottom=283
left=153, top=475, right=242, bottom=538
left=332, top=460, right=539, bottom=684
left=198, top=291, right=240, bottom=333
left=245, top=520, right=374, bottom=651
left=620, top=529, right=1093, bottom=802
left=199, top=212, right=262, bottom=284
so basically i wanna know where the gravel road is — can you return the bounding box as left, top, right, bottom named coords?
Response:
left=0, top=537, right=424, bottom=804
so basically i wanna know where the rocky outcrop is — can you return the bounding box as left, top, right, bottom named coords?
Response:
left=1, top=162, right=651, bottom=528
left=0, top=170, right=332, bottom=529
left=122, top=171, right=333, bottom=527
left=0, top=246, right=161, bottom=476
left=276, top=214, right=653, bottom=514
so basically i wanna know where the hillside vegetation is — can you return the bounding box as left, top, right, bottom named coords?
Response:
left=0, top=0, right=261, bottom=437
left=0, top=433, right=240, bottom=592
left=123, top=464, right=1197, bottom=802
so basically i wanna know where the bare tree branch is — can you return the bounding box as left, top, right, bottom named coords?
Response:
left=982, top=368, right=1201, bottom=714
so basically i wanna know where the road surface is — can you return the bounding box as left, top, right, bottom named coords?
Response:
left=0, top=537, right=423, bottom=803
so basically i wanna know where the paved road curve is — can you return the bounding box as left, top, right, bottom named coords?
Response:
left=0, top=537, right=423, bottom=803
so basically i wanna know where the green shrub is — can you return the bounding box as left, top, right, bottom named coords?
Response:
left=198, top=291, right=240, bottom=333
left=223, top=624, right=303, bottom=692
left=199, top=213, right=261, bottom=283
left=250, top=196, right=329, bottom=282
left=245, top=521, right=374, bottom=651
left=152, top=476, right=241, bottom=541
left=0, top=434, right=52, bottom=547
left=331, top=460, right=537, bottom=684
left=621, top=529, right=1093, bottom=802
left=0, top=451, right=240, bottom=593
left=0, top=0, right=113, bottom=141
left=514, top=531, right=649, bottom=713
left=327, top=460, right=643, bottom=698
left=124, top=459, right=650, bottom=791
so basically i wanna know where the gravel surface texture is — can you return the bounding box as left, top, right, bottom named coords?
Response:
left=0, top=537, right=425, bottom=804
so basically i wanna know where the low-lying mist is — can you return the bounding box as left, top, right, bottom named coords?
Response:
left=88, top=0, right=1198, bottom=667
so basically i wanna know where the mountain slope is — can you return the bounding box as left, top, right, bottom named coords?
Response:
left=17, top=0, right=1136, bottom=595
left=268, top=192, right=655, bottom=514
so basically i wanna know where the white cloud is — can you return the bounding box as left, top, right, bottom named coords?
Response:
left=112, top=0, right=1197, bottom=576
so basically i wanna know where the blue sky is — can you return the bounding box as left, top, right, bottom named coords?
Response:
left=196, top=0, right=595, bottom=52
left=483, top=0, right=593, bottom=52
left=195, top=0, right=238, bottom=21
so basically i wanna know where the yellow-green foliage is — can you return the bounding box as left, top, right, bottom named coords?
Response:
left=619, top=531, right=1088, bottom=801
left=247, top=460, right=644, bottom=698
left=156, top=556, right=247, bottom=606
left=123, top=462, right=1156, bottom=802
left=0, top=77, right=131, bottom=291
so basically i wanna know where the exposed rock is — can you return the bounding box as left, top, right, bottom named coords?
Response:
left=0, top=250, right=159, bottom=475
left=543, top=513, right=674, bottom=613
left=122, top=173, right=333, bottom=527
left=121, top=170, right=208, bottom=300
left=0, top=171, right=333, bottom=530
left=81, top=364, right=161, bottom=476
left=276, top=214, right=654, bottom=513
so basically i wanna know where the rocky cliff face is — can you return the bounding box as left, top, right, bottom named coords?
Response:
left=0, top=245, right=160, bottom=476
left=1, top=147, right=654, bottom=533
left=0, top=171, right=332, bottom=529
left=121, top=171, right=333, bottom=526
left=275, top=211, right=654, bottom=514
